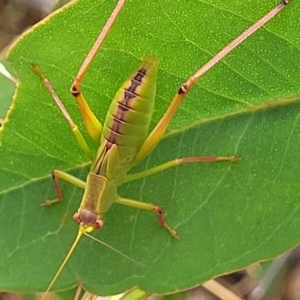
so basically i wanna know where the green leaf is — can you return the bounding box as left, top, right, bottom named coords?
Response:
left=0, top=59, right=15, bottom=119
left=1, top=0, right=300, bottom=297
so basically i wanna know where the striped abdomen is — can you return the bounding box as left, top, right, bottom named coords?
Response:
left=90, top=56, right=158, bottom=181
left=101, top=55, right=158, bottom=163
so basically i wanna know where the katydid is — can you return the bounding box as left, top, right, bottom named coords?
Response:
left=31, top=0, right=291, bottom=297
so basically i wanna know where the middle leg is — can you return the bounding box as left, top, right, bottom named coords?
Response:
left=125, top=155, right=240, bottom=183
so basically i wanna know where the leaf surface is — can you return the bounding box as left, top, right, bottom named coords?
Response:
left=1, top=0, right=300, bottom=296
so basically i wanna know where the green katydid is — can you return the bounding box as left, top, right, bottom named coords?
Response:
left=31, top=0, right=291, bottom=298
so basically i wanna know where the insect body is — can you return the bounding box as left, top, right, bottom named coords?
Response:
left=74, top=56, right=159, bottom=233
left=31, top=0, right=291, bottom=298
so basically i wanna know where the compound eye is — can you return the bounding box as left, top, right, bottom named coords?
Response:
left=94, top=219, right=104, bottom=230
left=73, top=212, right=81, bottom=224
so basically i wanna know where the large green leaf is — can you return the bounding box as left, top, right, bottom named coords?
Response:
left=1, top=0, right=300, bottom=296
